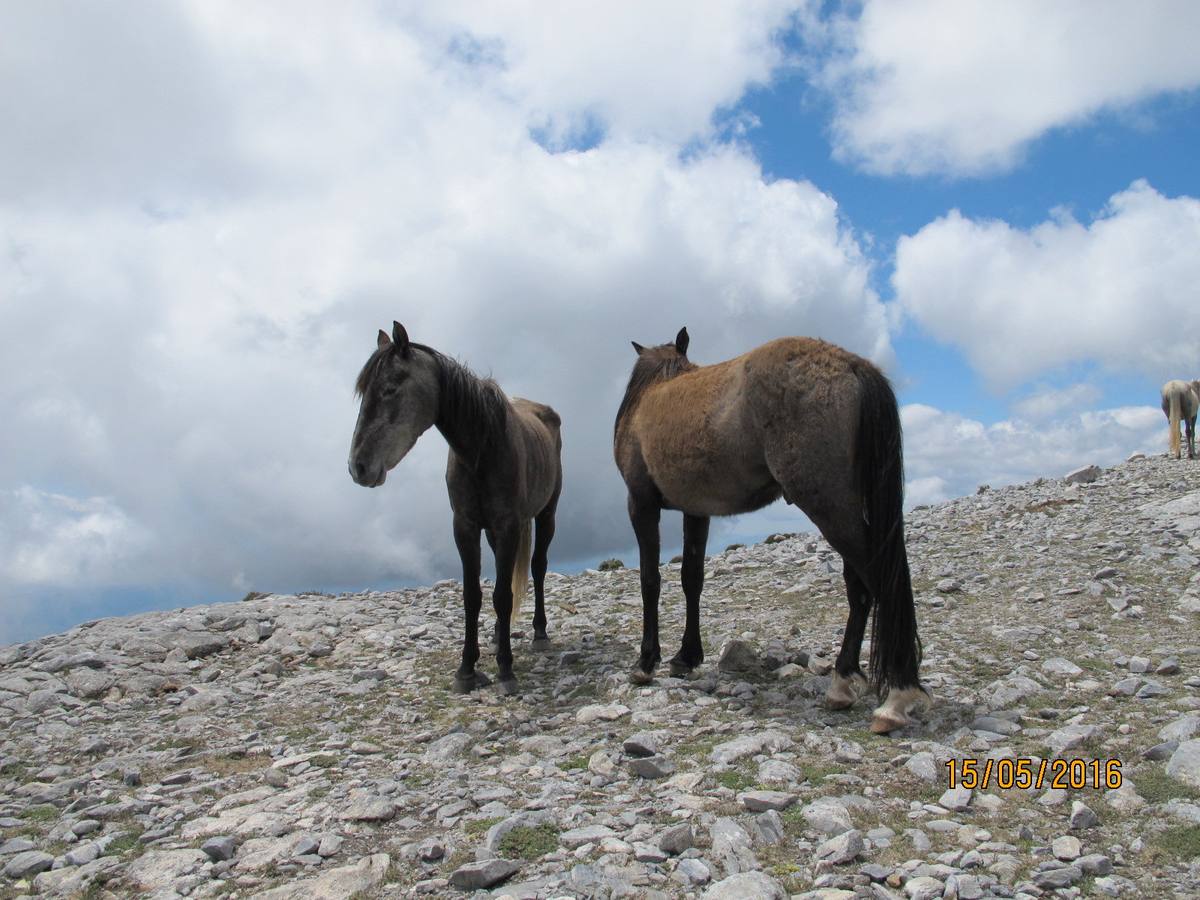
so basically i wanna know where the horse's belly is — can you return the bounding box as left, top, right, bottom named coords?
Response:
left=644, top=448, right=778, bottom=516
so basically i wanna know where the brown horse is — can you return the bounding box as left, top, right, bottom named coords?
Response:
left=1161, top=379, right=1200, bottom=460
left=614, top=328, right=925, bottom=733
left=349, top=322, right=563, bottom=694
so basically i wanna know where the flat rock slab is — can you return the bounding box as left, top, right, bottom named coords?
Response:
left=253, top=853, right=392, bottom=900
left=703, top=870, right=788, bottom=899
left=710, top=730, right=791, bottom=765
left=575, top=703, right=630, bottom=723
left=1166, top=739, right=1200, bottom=789
left=738, top=789, right=797, bottom=812
left=448, top=857, right=521, bottom=890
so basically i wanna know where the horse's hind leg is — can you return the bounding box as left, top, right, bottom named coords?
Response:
left=628, top=496, right=662, bottom=684
left=669, top=513, right=709, bottom=676
left=489, top=521, right=521, bottom=695
left=530, top=503, right=558, bottom=651
left=828, top=561, right=871, bottom=709
left=452, top=516, right=489, bottom=693
left=1188, top=416, right=1197, bottom=460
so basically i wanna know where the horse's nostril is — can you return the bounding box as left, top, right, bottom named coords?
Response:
left=353, top=460, right=367, bottom=481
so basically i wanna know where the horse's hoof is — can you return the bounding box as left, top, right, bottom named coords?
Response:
left=668, top=658, right=695, bottom=678
left=530, top=636, right=552, bottom=652
left=629, top=668, right=655, bottom=686
left=869, top=712, right=908, bottom=734
left=826, top=672, right=867, bottom=710
left=453, top=671, right=491, bottom=693
left=497, top=677, right=519, bottom=696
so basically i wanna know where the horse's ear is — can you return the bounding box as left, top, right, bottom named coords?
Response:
left=674, top=326, right=689, bottom=355
left=392, top=321, right=410, bottom=354
left=377, top=329, right=391, bottom=350
left=631, top=341, right=646, bottom=354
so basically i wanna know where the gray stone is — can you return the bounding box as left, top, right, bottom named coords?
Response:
left=676, top=857, right=713, bottom=886
left=1069, top=800, right=1098, bottom=829
left=1166, top=739, right=1200, bottom=789
left=938, top=787, right=972, bottom=811
left=738, top=789, right=796, bottom=812
left=815, top=829, right=863, bottom=865
left=717, top=639, right=761, bottom=673
left=447, top=858, right=521, bottom=890
left=710, top=817, right=756, bottom=875
left=560, top=824, right=615, bottom=848
left=903, top=751, right=939, bottom=781
left=657, top=823, right=694, bottom=855
left=252, top=853, right=391, bottom=900
left=3, top=850, right=54, bottom=878
left=201, top=835, right=237, bottom=862
left=702, top=870, right=787, bottom=899
left=1078, top=853, right=1113, bottom=875
left=1064, top=464, right=1100, bottom=485
left=802, top=798, right=853, bottom=836
left=710, top=730, right=791, bottom=764
left=1052, top=834, right=1082, bottom=860
left=903, top=876, right=944, bottom=900
left=622, top=731, right=661, bottom=757
left=338, top=797, right=396, bottom=822
left=751, top=810, right=784, bottom=846
left=422, top=732, right=473, bottom=762
left=629, top=755, right=675, bottom=779
left=1033, top=865, right=1082, bottom=889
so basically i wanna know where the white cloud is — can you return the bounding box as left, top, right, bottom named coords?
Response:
left=813, top=0, right=1200, bottom=175
left=1011, top=383, right=1103, bottom=422
left=901, top=402, right=1163, bottom=505
left=0, top=2, right=885, bottom=641
left=0, top=488, right=151, bottom=586
left=894, top=181, right=1200, bottom=387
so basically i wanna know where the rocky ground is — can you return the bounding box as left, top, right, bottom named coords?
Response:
left=4, top=454, right=1200, bottom=899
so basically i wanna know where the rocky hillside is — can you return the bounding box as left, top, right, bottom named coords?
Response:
left=3, top=454, right=1200, bottom=899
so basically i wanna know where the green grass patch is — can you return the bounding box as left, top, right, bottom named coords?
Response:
left=20, top=805, right=58, bottom=823
left=560, top=754, right=590, bottom=771
left=1155, top=825, right=1200, bottom=860
left=498, top=824, right=559, bottom=859
left=307, top=754, right=338, bottom=768
left=464, top=816, right=504, bottom=836
left=103, top=830, right=144, bottom=856
left=150, top=736, right=201, bottom=752
left=308, top=786, right=330, bottom=800
left=1135, top=767, right=1200, bottom=804
left=715, top=769, right=756, bottom=792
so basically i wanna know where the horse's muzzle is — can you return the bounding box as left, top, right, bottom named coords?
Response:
left=349, top=459, right=386, bottom=488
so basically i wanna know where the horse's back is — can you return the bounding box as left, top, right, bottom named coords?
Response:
left=1162, top=380, right=1199, bottom=417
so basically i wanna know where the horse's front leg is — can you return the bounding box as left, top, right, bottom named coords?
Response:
left=669, top=513, right=709, bottom=676
left=1188, top=418, right=1196, bottom=460
left=452, top=516, right=488, bottom=693
left=530, top=502, right=558, bottom=651
left=628, top=496, right=662, bottom=684
left=490, top=520, right=521, bottom=695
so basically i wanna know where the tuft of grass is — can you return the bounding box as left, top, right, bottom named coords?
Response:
left=597, top=558, right=624, bottom=572
left=308, top=754, right=338, bottom=769
left=498, top=824, right=559, bottom=859
left=308, top=786, right=330, bottom=800
left=20, top=805, right=59, bottom=823
left=104, top=830, right=144, bottom=856
left=1135, top=767, right=1200, bottom=804
left=1155, top=825, right=1200, bottom=860
left=714, top=769, right=756, bottom=792
left=560, top=754, right=589, bottom=771
left=464, top=816, right=504, bottom=836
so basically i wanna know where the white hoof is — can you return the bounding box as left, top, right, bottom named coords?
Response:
left=826, top=671, right=867, bottom=710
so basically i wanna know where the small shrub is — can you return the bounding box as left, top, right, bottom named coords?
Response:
left=464, top=816, right=503, bottom=836
left=1135, top=767, right=1200, bottom=804
left=597, top=559, right=624, bottom=572
left=498, top=824, right=559, bottom=859
left=1155, top=825, right=1200, bottom=860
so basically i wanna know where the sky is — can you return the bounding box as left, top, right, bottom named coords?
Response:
left=2, top=1, right=1200, bottom=644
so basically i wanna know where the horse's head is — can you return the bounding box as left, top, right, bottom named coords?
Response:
left=616, top=327, right=694, bottom=437
left=348, top=321, right=440, bottom=487
left=630, top=326, right=690, bottom=366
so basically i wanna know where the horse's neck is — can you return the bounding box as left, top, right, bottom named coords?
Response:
left=432, top=354, right=506, bottom=465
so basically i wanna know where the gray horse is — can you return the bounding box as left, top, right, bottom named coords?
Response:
left=350, top=322, right=563, bottom=694
left=1161, top=379, right=1200, bottom=460
left=614, top=328, right=925, bottom=734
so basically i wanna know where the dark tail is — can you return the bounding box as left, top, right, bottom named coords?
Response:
left=854, top=364, right=922, bottom=693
